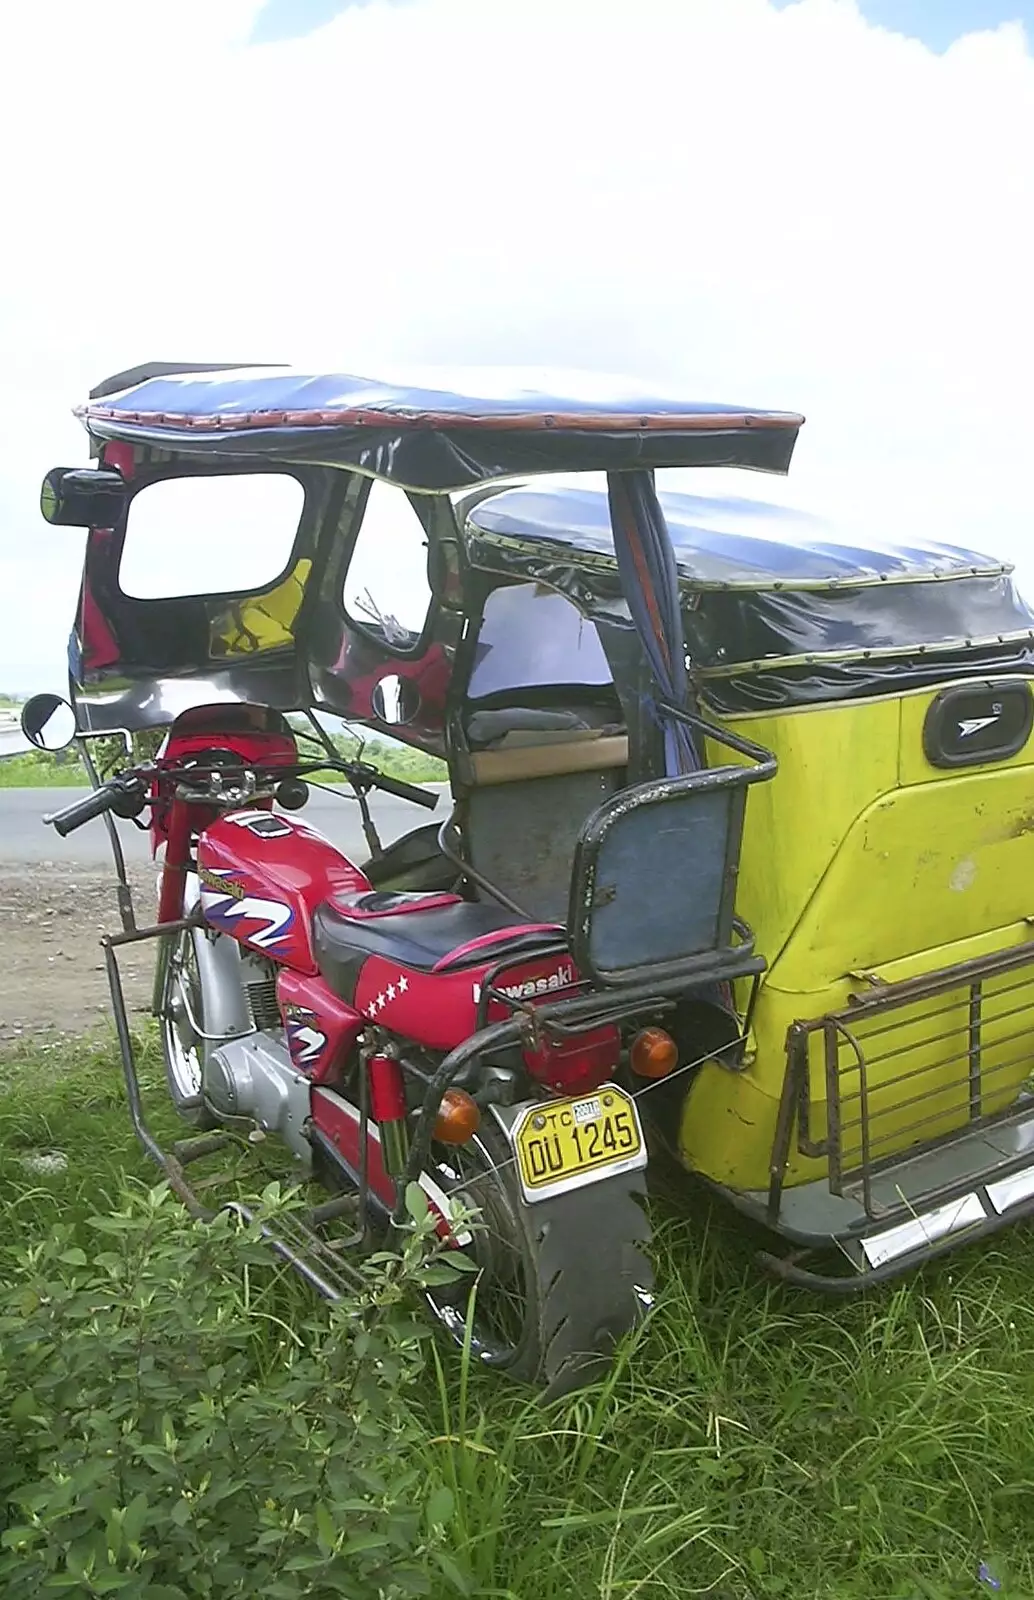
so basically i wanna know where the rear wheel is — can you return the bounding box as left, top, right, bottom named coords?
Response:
left=423, top=1121, right=653, bottom=1400
left=159, top=928, right=217, bottom=1130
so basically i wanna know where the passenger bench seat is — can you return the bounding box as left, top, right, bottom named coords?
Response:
left=456, top=721, right=629, bottom=922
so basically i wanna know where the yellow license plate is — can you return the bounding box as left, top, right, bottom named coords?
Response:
left=511, top=1085, right=646, bottom=1202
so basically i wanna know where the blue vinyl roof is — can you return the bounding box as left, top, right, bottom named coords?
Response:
left=81, top=364, right=800, bottom=431
left=77, top=363, right=804, bottom=490
left=465, top=483, right=1012, bottom=590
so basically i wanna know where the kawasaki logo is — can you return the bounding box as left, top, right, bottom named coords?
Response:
left=473, top=962, right=575, bottom=1004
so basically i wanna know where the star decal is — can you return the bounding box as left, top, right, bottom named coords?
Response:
left=366, top=975, right=410, bottom=1017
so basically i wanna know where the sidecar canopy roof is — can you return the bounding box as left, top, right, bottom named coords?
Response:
left=79, top=362, right=804, bottom=490
left=463, top=482, right=1014, bottom=592
left=462, top=481, right=1034, bottom=715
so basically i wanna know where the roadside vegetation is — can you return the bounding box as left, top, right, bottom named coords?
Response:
left=0, top=733, right=448, bottom=790
left=1, top=1033, right=1032, bottom=1598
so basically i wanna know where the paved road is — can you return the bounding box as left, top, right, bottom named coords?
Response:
left=0, top=785, right=450, bottom=866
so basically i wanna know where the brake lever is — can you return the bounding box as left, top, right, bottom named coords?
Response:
left=108, top=774, right=150, bottom=819
left=344, top=759, right=379, bottom=787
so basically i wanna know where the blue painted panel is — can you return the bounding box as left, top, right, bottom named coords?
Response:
left=587, top=789, right=732, bottom=973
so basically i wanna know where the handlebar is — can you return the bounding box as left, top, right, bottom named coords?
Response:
left=43, top=775, right=146, bottom=837
left=41, top=757, right=438, bottom=838
left=344, top=765, right=439, bottom=810
left=44, top=787, right=116, bottom=838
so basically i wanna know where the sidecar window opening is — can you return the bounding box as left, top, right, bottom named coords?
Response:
left=466, top=582, right=614, bottom=703
left=455, top=583, right=628, bottom=923
left=340, top=479, right=436, bottom=657
left=117, top=470, right=306, bottom=602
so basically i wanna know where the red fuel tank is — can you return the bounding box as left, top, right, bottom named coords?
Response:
left=197, top=810, right=371, bottom=974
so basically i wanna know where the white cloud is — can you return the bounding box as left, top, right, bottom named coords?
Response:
left=1, top=0, right=1033, bottom=687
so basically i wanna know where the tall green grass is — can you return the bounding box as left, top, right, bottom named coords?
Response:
left=1, top=1036, right=1032, bottom=1598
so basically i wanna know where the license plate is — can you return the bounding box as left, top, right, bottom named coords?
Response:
left=510, top=1086, right=646, bottom=1203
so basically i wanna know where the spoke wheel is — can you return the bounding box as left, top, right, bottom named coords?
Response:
left=159, top=929, right=217, bottom=1129
left=425, top=1127, right=540, bottom=1373
left=422, top=1121, right=653, bottom=1399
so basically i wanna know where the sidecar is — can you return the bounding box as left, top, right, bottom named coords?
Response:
left=45, top=360, right=1034, bottom=1296
left=452, top=483, right=1034, bottom=1284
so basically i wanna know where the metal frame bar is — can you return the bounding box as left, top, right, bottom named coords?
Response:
left=756, top=1179, right=1034, bottom=1292
left=74, top=731, right=138, bottom=933
left=766, top=938, right=1034, bottom=1229
left=101, top=912, right=368, bottom=1291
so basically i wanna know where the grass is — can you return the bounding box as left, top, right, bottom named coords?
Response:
left=0, top=752, right=91, bottom=787
left=2, top=1034, right=1033, bottom=1599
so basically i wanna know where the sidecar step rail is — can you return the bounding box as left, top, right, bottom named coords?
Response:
left=101, top=926, right=367, bottom=1290
left=760, top=937, right=1034, bottom=1280
left=751, top=1171, right=1034, bottom=1294
left=223, top=1201, right=363, bottom=1301
left=715, top=1091, right=1034, bottom=1286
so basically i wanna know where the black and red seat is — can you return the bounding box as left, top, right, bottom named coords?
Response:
left=313, top=889, right=563, bottom=998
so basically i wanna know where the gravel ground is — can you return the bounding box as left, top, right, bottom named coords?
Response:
left=0, top=859, right=158, bottom=1053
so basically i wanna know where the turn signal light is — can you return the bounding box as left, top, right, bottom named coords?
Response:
left=630, top=1027, right=678, bottom=1079
left=433, top=1088, right=481, bottom=1145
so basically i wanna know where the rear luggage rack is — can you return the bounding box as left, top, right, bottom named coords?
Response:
left=757, top=939, right=1034, bottom=1287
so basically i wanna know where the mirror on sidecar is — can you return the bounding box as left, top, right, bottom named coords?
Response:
left=371, top=674, right=421, bottom=726
left=40, top=467, right=129, bottom=528
left=21, top=693, right=79, bottom=752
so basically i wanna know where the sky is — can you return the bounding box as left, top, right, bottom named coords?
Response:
left=1, top=0, right=1033, bottom=693
left=253, top=0, right=1034, bottom=52
left=776, top=0, right=1034, bottom=51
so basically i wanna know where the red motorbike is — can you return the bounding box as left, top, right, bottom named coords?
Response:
left=23, top=697, right=658, bottom=1398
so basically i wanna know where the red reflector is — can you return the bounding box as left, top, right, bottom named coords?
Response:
left=523, top=1023, right=621, bottom=1097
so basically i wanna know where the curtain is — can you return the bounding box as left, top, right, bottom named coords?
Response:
left=606, top=469, right=699, bottom=773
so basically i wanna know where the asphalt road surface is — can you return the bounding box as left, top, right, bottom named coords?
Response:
left=0, top=785, right=450, bottom=866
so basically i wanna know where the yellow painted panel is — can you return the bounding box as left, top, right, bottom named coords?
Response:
left=681, top=680, right=1034, bottom=1192
left=770, top=766, right=1034, bottom=989
left=209, top=557, right=313, bottom=658
left=703, top=695, right=901, bottom=966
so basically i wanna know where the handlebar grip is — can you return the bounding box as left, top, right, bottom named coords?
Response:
left=371, top=771, right=440, bottom=810
left=45, top=785, right=117, bottom=838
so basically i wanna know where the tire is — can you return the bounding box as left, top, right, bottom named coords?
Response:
left=423, top=1121, right=653, bottom=1400
left=159, top=927, right=218, bottom=1130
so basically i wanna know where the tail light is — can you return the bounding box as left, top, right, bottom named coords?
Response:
left=523, top=1023, right=621, bottom=1097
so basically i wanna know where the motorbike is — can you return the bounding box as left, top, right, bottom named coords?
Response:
left=23, top=695, right=667, bottom=1396
left=23, top=360, right=1034, bottom=1394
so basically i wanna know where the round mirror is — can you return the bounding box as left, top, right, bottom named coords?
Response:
left=21, top=693, right=78, bottom=752
left=371, top=674, right=421, bottom=726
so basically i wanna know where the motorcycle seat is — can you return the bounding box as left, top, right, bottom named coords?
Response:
left=313, top=889, right=563, bottom=995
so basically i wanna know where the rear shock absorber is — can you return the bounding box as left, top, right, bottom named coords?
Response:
left=365, top=1039, right=410, bottom=1177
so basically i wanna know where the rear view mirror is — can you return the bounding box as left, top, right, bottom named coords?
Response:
left=21, top=693, right=78, bottom=752
left=371, top=674, right=421, bottom=726
left=40, top=467, right=129, bottom=528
